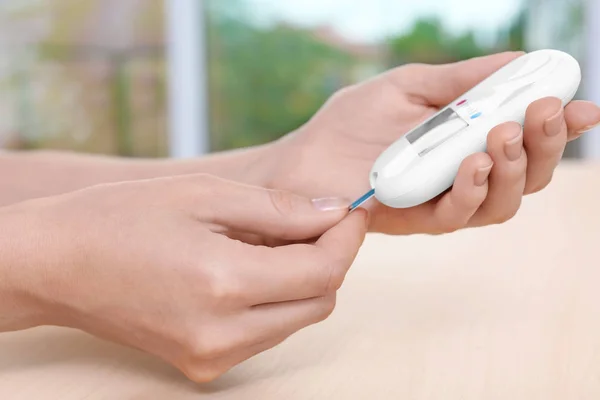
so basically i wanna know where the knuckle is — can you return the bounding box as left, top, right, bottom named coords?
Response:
left=527, top=177, right=553, bottom=195
left=168, top=173, right=217, bottom=206
left=314, top=295, right=337, bottom=322
left=385, top=63, right=425, bottom=89
left=397, top=63, right=427, bottom=76
left=427, top=230, right=446, bottom=236
left=332, top=83, right=361, bottom=100
left=204, top=269, right=243, bottom=307
left=439, top=223, right=462, bottom=234
left=322, top=86, right=356, bottom=109
left=331, top=85, right=353, bottom=99
left=527, top=96, right=562, bottom=115
left=319, top=255, right=347, bottom=294
left=492, top=208, right=520, bottom=225
left=185, top=329, right=233, bottom=361
left=183, top=363, right=228, bottom=383
left=434, top=214, right=467, bottom=235
left=329, top=268, right=346, bottom=292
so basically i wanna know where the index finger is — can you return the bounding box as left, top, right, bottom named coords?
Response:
left=236, top=209, right=369, bottom=306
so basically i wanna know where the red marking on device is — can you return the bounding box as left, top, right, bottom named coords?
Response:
left=456, top=99, right=467, bottom=106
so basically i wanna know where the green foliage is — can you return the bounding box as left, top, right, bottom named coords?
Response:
left=496, top=10, right=527, bottom=51
left=113, top=59, right=133, bottom=156
left=206, top=2, right=355, bottom=151
left=205, top=4, right=527, bottom=151
left=387, top=17, right=493, bottom=66
left=1, top=0, right=529, bottom=154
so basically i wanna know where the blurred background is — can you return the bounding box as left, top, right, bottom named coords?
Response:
left=0, top=0, right=597, bottom=159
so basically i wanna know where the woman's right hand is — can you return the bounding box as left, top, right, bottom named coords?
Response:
left=0, top=174, right=368, bottom=382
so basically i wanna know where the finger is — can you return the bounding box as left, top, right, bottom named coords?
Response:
left=185, top=334, right=290, bottom=383
left=564, top=100, right=600, bottom=140
left=187, top=175, right=351, bottom=241
left=184, top=294, right=337, bottom=382
left=385, top=51, right=523, bottom=106
left=238, top=209, right=368, bottom=305
left=315, top=207, right=369, bottom=271
left=469, top=122, right=527, bottom=227
left=220, top=230, right=290, bottom=247
left=521, top=97, right=568, bottom=194
left=431, top=153, right=493, bottom=234
left=233, top=295, right=337, bottom=356
left=248, top=294, right=336, bottom=346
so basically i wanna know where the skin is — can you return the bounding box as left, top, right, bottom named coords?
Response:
left=263, top=52, right=600, bottom=234
left=1, top=52, right=599, bottom=382
left=0, top=174, right=368, bottom=382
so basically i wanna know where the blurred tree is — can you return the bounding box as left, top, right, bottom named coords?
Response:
left=0, top=0, right=530, bottom=155
left=0, top=0, right=167, bottom=156
left=387, top=17, right=490, bottom=66
left=205, top=0, right=357, bottom=150
left=206, top=3, right=529, bottom=151
left=497, top=10, right=526, bottom=51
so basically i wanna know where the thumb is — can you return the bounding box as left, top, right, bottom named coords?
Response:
left=201, top=177, right=351, bottom=241
left=385, top=51, right=524, bottom=107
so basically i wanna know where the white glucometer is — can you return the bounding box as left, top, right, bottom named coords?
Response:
left=353, top=49, right=581, bottom=210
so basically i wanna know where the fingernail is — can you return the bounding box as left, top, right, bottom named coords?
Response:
left=474, top=163, right=493, bottom=186
left=544, top=108, right=564, bottom=136
left=576, top=121, right=600, bottom=134
left=312, top=197, right=351, bottom=211
left=504, top=128, right=523, bottom=161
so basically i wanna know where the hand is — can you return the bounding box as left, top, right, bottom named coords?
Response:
left=0, top=175, right=367, bottom=382
left=265, top=52, right=600, bottom=234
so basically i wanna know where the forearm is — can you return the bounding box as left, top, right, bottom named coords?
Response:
left=0, top=146, right=273, bottom=207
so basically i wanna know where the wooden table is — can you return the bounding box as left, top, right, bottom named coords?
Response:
left=2, top=161, right=600, bottom=399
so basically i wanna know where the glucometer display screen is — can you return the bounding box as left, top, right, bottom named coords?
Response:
left=405, top=108, right=462, bottom=143
left=405, top=108, right=468, bottom=156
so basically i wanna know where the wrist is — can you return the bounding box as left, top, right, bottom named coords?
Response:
left=0, top=203, right=56, bottom=332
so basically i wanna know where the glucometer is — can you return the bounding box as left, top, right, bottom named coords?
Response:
left=350, top=49, right=582, bottom=211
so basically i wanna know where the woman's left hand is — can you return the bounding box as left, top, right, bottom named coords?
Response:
left=264, top=52, right=600, bottom=235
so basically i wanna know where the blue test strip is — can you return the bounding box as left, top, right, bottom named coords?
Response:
left=349, top=189, right=375, bottom=212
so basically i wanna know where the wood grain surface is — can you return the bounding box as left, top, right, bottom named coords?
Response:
left=2, top=161, right=600, bottom=399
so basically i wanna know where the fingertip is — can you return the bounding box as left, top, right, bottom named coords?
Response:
left=526, top=96, right=563, bottom=122
left=487, top=121, right=523, bottom=149
left=456, top=153, right=493, bottom=195
left=363, top=207, right=371, bottom=228
left=342, top=207, right=370, bottom=234
left=317, top=207, right=369, bottom=255
left=530, top=95, right=562, bottom=107
left=459, top=155, right=491, bottom=196
left=352, top=207, right=370, bottom=228
left=565, top=100, right=600, bottom=139
left=461, top=152, right=494, bottom=172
